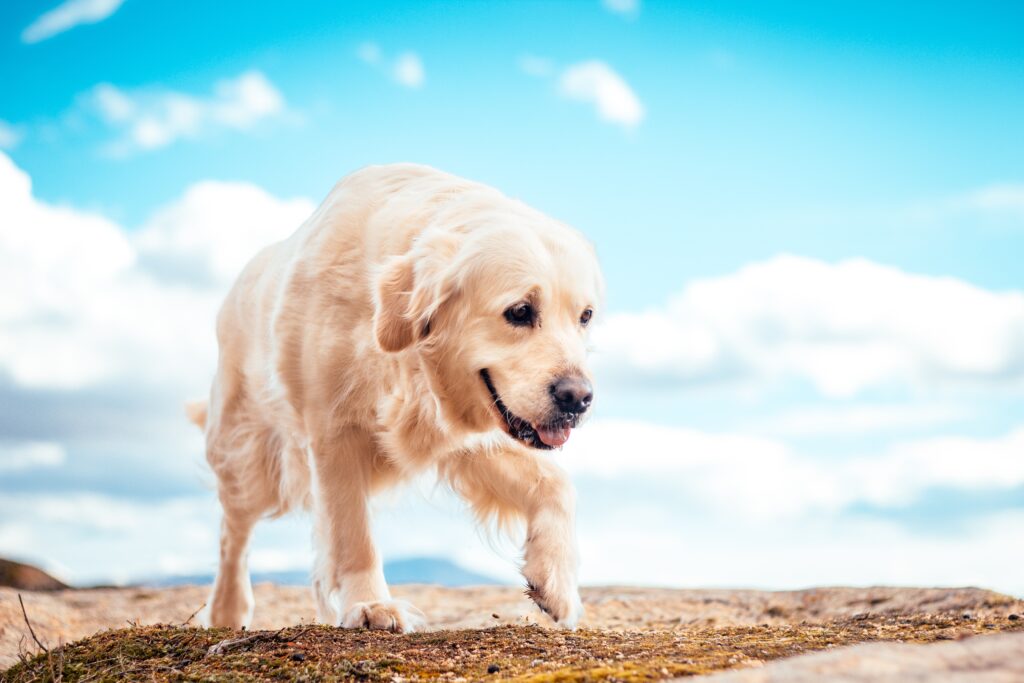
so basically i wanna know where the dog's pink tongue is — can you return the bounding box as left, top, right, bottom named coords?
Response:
left=537, top=425, right=572, bottom=447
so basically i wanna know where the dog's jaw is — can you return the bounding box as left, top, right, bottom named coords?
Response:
left=480, top=369, right=583, bottom=450
left=480, top=369, right=552, bottom=449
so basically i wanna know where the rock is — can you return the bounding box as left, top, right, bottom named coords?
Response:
left=687, top=633, right=1024, bottom=682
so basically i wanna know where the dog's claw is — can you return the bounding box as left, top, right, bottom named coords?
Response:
left=525, top=581, right=555, bottom=619
left=341, top=600, right=424, bottom=633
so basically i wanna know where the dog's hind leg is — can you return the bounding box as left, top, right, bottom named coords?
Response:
left=207, top=505, right=261, bottom=629
left=307, top=426, right=424, bottom=632
left=205, top=416, right=284, bottom=629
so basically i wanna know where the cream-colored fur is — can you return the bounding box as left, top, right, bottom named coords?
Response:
left=191, top=164, right=603, bottom=632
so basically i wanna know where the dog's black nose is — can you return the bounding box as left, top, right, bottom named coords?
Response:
left=549, top=376, right=593, bottom=414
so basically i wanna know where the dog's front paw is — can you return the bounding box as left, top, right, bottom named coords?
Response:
left=342, top=599, right=425, bottom=633
left=523, top=567, right=583, bottom=628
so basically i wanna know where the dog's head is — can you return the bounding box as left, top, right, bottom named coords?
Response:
left=374, top=202, right=603, bottom=449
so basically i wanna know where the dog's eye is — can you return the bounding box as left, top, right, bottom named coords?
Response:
left=504, top=302, right=536, bottom=327
left=580, top=308, right=593, bottom=327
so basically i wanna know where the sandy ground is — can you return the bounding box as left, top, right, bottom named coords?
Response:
left=3, top=583, right=1021, bottom=670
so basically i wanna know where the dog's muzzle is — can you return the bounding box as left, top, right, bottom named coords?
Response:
left=480, top=369, right=589, bottom=449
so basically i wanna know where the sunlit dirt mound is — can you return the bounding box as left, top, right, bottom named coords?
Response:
left=3, top=585, right=1023, bottom=681
left=7, top=617, right=1024, bottom=682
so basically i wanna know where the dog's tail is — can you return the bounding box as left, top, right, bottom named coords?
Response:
left=184, top=399, right=208, bottom=430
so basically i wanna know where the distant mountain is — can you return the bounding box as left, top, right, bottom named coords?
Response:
left=383, top=557, right=502, bottom=587
left=141, top=556, right=502, bottom=588
left=0, top=557, right=69, bottom=591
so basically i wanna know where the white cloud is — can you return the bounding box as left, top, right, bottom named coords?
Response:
left=87, top=70, right=286, bottom=155
left=846, top=428, right=1024, bottom=508
left=559, top=60, right=644, bottom=129
left=0, top=121, right=23, bottom=150
left=357, top=41, right=382, bottom=65
left=0, top=442, right=65, bottom=472
left=744, top=403, right=969, bottom=437
left=595, top=255, right=1024, bottom=397
left=3, top=484, right=1022, bottom=592
left=900, top=183, right=1024, bottom=230
left=959, top=183, right=1024, bottom=218
left=135, top=181, right=315, bottom=287
left=21, top=0, right=124, bottom=44
left=565, top=420, right=841, bottom=520
left=393, top=52, right=425, bottom=89
left=16, top=418, right=1020, bottom=588
left=0, top=485, right=515, bottom=586
left=601, top=0, right=640, bottom=17
left=0, top=493, right=220, bottom=585
left=3, top=153, right=1023, bottom=596
left=578, top=508, right=1024, bottom=594
left=0, top=151, right=312, bottom=391
left=357, top=44, right=426, bottom=89
left=519, top=55, right=554, bottom=78
left=563, top=419, right=1024, bottom=520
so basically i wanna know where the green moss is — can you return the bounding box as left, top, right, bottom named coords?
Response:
left=5, top=614, right=1023, bottom=682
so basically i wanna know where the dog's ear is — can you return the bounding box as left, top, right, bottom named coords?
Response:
left=374, top=255, right=417, bottom=352
left=375, top=235, right=460, bottom=353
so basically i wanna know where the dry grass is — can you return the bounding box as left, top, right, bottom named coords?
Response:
left=6, top=612, right=1024, bottom=682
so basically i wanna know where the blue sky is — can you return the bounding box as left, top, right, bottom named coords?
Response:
left=1, top=0, right=1023, bottom=594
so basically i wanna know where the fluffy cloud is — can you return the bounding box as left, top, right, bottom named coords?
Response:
left=563, top=419, right=1024, bottom=520
left=520, top=57, right=644, bottom=129
left=0, top=151, right=312, bottom=391
left=393, top=53, right=426, bottom=88
left=357, top=43, right=426, bottom=89
left=578, top=507, right=1024, bottom=592
left=742, top=403, right=969, bottom=437
left=956, top=183, right=1024, bottom=220
left=0, top=442, right=65, bottom=472
left=21, top=0, right=124, bottom=44
left=937, top=183, right=1024, bottom=225
left=0, top=493, right=220, bottom=584
left=518, top=55, right=554, bottom=78
left=559, top=60, right=644, bottom=129
left=86, top=71, right=285, bottom=154
left=136, top=181, right=315, bottom=287
left=356, top=42, right=382, bottom=65
left=898, top=183, right=1024, bottom=231
left=595, top=255, right=1024, bottom=397
left=0, top=485, right=514, bottom=585
left=6, top=420, right=1024, bottom=590
left=0, top=121, right=22, bottom=150
left=601, top=0, right=640, bottom=17
left=3, top=153, right=1022, bottom=594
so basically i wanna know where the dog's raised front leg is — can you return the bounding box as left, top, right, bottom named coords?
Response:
left=308, top=427, right=424, bottom=632
left=442, top=446, right=583, bottom=627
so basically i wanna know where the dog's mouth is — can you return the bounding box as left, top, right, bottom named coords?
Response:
left=480, top=369, right=578, bottom=449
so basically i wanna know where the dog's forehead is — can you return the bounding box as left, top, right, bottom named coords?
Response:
left=464, top=218, right=602, bottom=307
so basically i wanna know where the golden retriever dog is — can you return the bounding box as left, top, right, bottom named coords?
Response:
left=187, top=164, right=603, bottom=633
